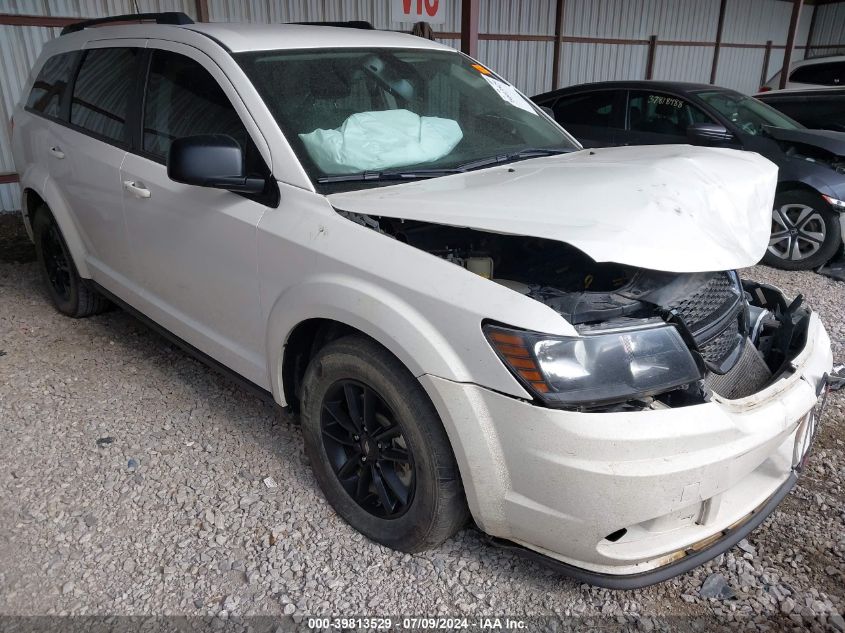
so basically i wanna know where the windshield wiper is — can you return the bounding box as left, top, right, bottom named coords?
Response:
left=453, top=147, right=574, bottom=172
left=318, top=168, right=461, bottom=184
left=317, top=147, right=573, bottom=184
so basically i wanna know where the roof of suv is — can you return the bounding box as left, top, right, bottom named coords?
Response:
left=63, top=21, right=451, bottom=53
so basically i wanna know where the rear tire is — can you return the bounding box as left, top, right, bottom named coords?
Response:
left=762, top=190, right=841, bottom=270
left=300, top=335, right=468, bottom=552
left=32, top=205, right=110, bottom=317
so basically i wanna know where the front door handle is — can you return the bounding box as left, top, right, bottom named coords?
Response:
left=123, top=180, right=151, bottom=199
left=49, top=146, right=65, bottom=159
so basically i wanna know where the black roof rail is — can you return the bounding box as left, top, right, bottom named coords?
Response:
left=60, top=11, right=194, bottom=36
left=290, top=21, right=374, bottom=30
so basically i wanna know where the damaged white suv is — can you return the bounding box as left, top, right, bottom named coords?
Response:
left=12, top=14, right=834, bottom=588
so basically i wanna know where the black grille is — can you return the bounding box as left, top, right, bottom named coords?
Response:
left=670, top=272, right=738, bottom=332
left=668, top=272, right=745, bottom=373
left=699, top=317, right=741, bottom=367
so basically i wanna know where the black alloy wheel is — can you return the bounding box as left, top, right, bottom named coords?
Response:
left=320, top=380, right=415, bottom=518
left=32, top=205, right=110, bottom=317
left=300, top=335, right=468, bottom=552
left=40, top=221, right=72, bottom=302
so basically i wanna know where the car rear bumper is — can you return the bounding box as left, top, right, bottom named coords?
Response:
left=421, top=312, right=832, bottom=587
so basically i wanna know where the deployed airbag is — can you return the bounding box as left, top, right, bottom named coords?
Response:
left=299, top=109, right=462, bottom=174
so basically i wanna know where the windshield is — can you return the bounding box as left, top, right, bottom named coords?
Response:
left=236, top=48, right=578, bottom=184
left=695, top=90, right=804, bottom=135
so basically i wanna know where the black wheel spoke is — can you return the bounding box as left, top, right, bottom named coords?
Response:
left=355, top=461, right=372, bottom=502
left=323, top=400, right=358, bottom=435
left=372, top=426, right=401, bottom=443
left=379, top=467, right=410, bottom=506
left=321, top=426, right=355, bottom=446
left=370, top=465, right=396, bottom=514
left=336, top=452, right=362, bottom=479
left=343, top=384, right=364, bottom=432
left=380, top=447, right=410, bottom=463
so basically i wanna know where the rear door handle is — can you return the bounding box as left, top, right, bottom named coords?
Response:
left=123, top=180, right=151, bottom=199
left=49, top=146, right=65, bottom=159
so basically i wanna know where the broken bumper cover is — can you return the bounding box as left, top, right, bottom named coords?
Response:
left=422, top=312, right=832, bottom=588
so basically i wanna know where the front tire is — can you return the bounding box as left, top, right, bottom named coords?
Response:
left=32, top=205, right=109, bottom=317
left=762, top=190, right=841, bottom=270
left=300, top=335, right=468, bottom=552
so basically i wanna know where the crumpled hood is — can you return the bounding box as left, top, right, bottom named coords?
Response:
left=764, top=125, right=845, bottom=156
left=328, top=144, right=778, bottom=273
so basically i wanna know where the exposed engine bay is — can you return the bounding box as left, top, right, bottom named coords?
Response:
left=340, top=211, right=812, bottom=409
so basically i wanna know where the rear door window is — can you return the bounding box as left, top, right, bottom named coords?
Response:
left=790, top=61, right=845, bottom=86
left=70, top=47, right=140, bottom=143
left=26, top=52, right=78, bottom=118
left=625, top=90, right=714, bottom=144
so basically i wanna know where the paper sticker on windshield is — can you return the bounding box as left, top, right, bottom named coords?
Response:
left=472, top=63, right=491, bottom=75
left=481, top=75, right=536, bottom=115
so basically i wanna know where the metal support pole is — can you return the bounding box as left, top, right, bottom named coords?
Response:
left=779, top=0, right=804, bottom=89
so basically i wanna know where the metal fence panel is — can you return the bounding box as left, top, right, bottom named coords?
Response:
left=715, top=46, right=767, bottom=94
left=559, top=42, right=647, bottom=87
left=653, top=43, right=714, bottom=85
left=477, top=39, right=554, bottom=96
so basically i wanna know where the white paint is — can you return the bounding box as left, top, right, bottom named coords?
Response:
left=330, top=144, right=779, bottom=273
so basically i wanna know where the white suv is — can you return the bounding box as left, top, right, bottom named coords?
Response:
left=12, top=13, right=834, bottom=588
left=760, top=54, right=845, bottom=91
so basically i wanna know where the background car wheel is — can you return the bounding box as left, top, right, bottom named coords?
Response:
left=300, top=335, right=468, bottom=552
left=762, top=190, right=842, bottom=270
left=32, top=205, right=110, bottom=317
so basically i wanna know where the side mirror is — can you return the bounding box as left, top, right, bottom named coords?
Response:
left=167, top=134, right=265, bottom=193
left=540, top=105, right=555, bottom=119
left=687, top=123, right=735, bottom=145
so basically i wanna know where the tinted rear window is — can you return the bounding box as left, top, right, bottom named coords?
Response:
left=553, top=91, right=617, bottom=127
left=70, top=47, right=140, bottom=143
left=26, top=52, right=78, bottom=118
left=790, top=61, right=844, bottom=86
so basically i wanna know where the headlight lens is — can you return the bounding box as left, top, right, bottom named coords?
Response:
left=822, top=194, right=845, bottom=210
left=484, top=321, right=702, bottom=407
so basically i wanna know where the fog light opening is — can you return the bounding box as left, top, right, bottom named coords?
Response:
left=604, top=528, right=628, bottom=543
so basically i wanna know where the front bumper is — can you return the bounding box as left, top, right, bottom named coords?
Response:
left=421, top=312, right=832, bottom=587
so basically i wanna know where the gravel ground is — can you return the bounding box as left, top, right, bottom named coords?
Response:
left=0, top=211, right=843, bottom=631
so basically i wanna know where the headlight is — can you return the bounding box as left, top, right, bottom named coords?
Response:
left=822, top=194, right=845, bottom=210
left=484, top=321, right=702, bottom=407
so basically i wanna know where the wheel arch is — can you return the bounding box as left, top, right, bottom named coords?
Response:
left=776, top=180, right=826, bottom=199
left=23, top=180, right=91, bottom=278
left=266, top=276, right=474, bottom=410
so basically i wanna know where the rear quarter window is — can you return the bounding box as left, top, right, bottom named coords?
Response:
left=26, top=52, right=78, bottom=118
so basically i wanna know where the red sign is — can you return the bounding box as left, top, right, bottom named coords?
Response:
left=391, top=0, right=446, bottom=24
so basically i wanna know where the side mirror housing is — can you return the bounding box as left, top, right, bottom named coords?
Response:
left=540, top=105, right=555, bottom=119
left=687, top=123, right=735, bottom=145
left=167, top=134, right=265, bottom=193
